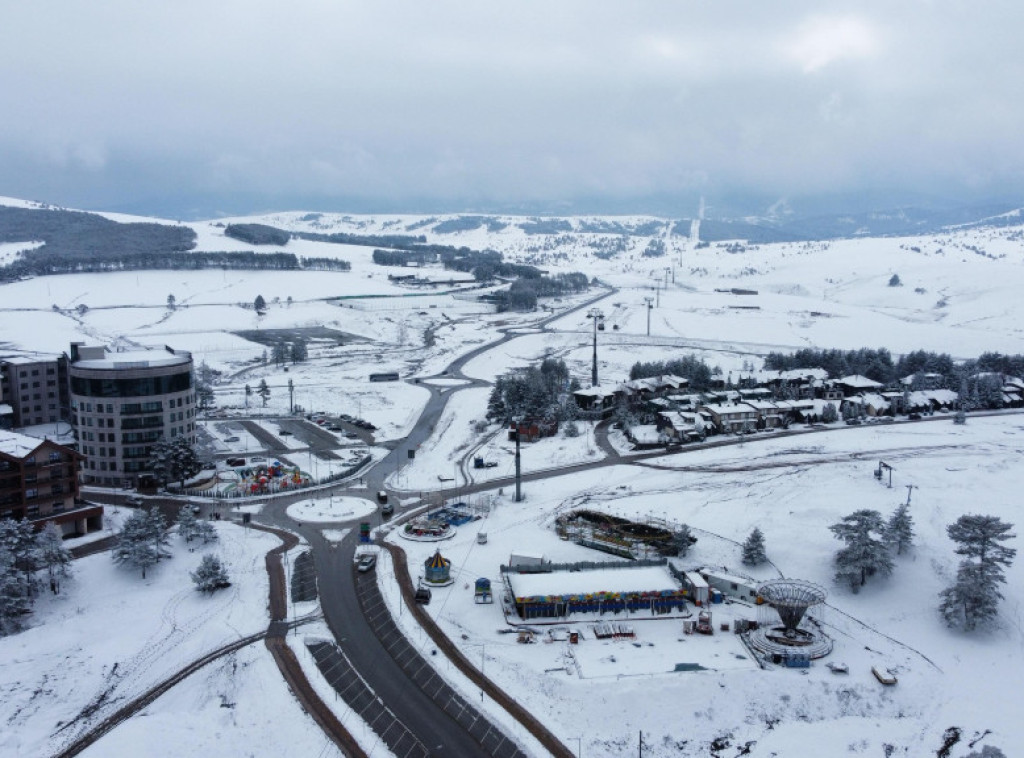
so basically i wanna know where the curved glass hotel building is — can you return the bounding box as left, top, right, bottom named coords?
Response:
left=68, top=343, right=196, bottom=487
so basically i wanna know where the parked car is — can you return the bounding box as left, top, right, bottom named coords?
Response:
left=845, top=418, right=863, bottom=426
left=279, top=429, right=293, bottom=436
left=382, top=502, right=394, bottom=517
left=225, top=436, right=240, bottom=443
left=126, top=494, right=144, bottom=506
left=357, top=554, right=376, bottom=573
left=377, top=490, right=388, bottom=504
left=327, top=425, right=343, bottom=432
left=344, top=432, right=359, bottom=439
left=908, top=413, right=922, bottom=420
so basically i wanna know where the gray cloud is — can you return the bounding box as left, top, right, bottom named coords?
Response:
left=3, top=1, right=1023, bottom=216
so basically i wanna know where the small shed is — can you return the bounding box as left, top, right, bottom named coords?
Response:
left=683, top=571, right=710, bottom=606
left=699, top=568, right=761, bottom=603
left=424, top=550, right=452, bottom=584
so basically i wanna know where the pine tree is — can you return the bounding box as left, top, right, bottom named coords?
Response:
left=272, top=342, right=288, bottom=366
left=741, top=527, right=767, bottom=566
left=146, top=439, right=175, bottom=486
left=0, top=519, right=40, bottom=599
left=289, top=339, right=308, bottom=363
left=169, top=437, right=202, bottom=488
left=830, top=509, right=894, bottom=592
left=885, top=503, right=915, bottom=555
left=939, top=514, right=1016, bottom=630
left=177, top=505, right=200, bottom=544
left=254, top=294, right=266, bottom=313
left=196, top=520, right=219, bottom=545
left=0, top=547, right=32, bottom=635
left=191, top=554, right=231, bottom=593
left=257, top=379, right=271, bottom=407
left=36, top=522, right=72, bottom=595
left=821, top=402, right=838, bottom=423
left=673, top=524, right=697, bottom=557
left=113, top=508, right=171, bottom=578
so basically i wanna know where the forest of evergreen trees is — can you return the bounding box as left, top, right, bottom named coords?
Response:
left=629, top=355, right=716, bottom=391
left=224, top=223, right=291, bottom=246
left=0, top=207, right=350, bottom=281
left=487, top=358, right=579, bottom=421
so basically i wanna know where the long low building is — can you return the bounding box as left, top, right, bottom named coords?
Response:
left=505, top=563, right=689, bottom=619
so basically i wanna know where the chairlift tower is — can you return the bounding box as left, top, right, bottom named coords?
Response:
left=586, top=308, right=604, bottom=387
left=644, top=296, right=654, bottom=336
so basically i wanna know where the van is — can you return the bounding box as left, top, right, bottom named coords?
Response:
left=415, top=587, right=432, bottom=604
left=377, top=491, right=388, bottom=505
left=382, top=502, right=394, bottom=517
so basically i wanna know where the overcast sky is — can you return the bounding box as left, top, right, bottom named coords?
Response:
left=2, top=1, right=1023, bottom=217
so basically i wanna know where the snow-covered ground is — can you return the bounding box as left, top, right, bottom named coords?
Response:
left=3, top=200, right=1024, bottom=757
left=0, top=521, right=340, bottom=758
left=384, top=414, right=1024, bottom=757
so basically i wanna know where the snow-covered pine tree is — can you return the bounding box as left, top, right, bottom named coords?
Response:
left=146, top=439, right=175, bottom=486
left=673, top=524, right=696, bottom=557
left=938, top=514, right=1016, bottom=630
left=741, top=527, right=767, bottom=566
left=190, top=554, right=231, bottom=593
left=177, top=505, right=199, bottom=544
left=0, top=547, right=32, bottom=635
left=36, top=522, right=72, bottom=595
left=822, top=402, right=839, bottom=423
left=257, top=379, right=271, bottom=407
left=0, top=519, right=40, bottom=598
left=169, top=438, right=202, bottom=488
left=196, top=520, right=219, bottom=545
left=830, top=509, right=894, bottom=592
left=113, top=509, right=161, bottom=578
left=145, top=508, right=171, bottom=561
left=885, top=503, right=915, bottom=555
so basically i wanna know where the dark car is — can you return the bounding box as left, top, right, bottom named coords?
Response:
left=845, top=418, right=863, bottom=426
left=908, top=413, right=923, bottom=420
left=415, top=587, right=432, bottom=604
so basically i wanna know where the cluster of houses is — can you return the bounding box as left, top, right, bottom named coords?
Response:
left=571, top=368, right=1019, bottom=448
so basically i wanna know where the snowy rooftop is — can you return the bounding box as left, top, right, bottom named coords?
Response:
left=0, top=428, right=46, bottom=458
left=837, top=374, right=884, bottom=389
left=72, top=347, right=191, bottom=370
left=507, top=565, right=679, bottom=599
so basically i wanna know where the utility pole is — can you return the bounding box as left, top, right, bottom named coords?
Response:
left=513, top=421, right=523, bottom=502
left=905, top=484, right=916, bottom=506
left=288, top=378, right=294, bottom=414
left=587, top=308, right=604, bottom=386
left=654, top=283, right=660, bottom=308
left=644, top=296, right=654, bottom=336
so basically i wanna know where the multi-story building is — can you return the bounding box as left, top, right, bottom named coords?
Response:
left=68, top=343, right=196, bottom=487
left=0, top=355, right=69, bottom=427
left=0, top=429, right=101, bottom=535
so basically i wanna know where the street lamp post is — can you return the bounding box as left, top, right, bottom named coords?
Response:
left=586, top=308, right=604, bottom=387
left=512, top=415, right=523, bottom=503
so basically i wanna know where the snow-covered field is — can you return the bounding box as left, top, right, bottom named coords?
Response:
left=0, top=521, right=338, bottom=758
left=2, top=200, right=1024, bottom=757
left=385, top=414, right=1024, bottom=757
